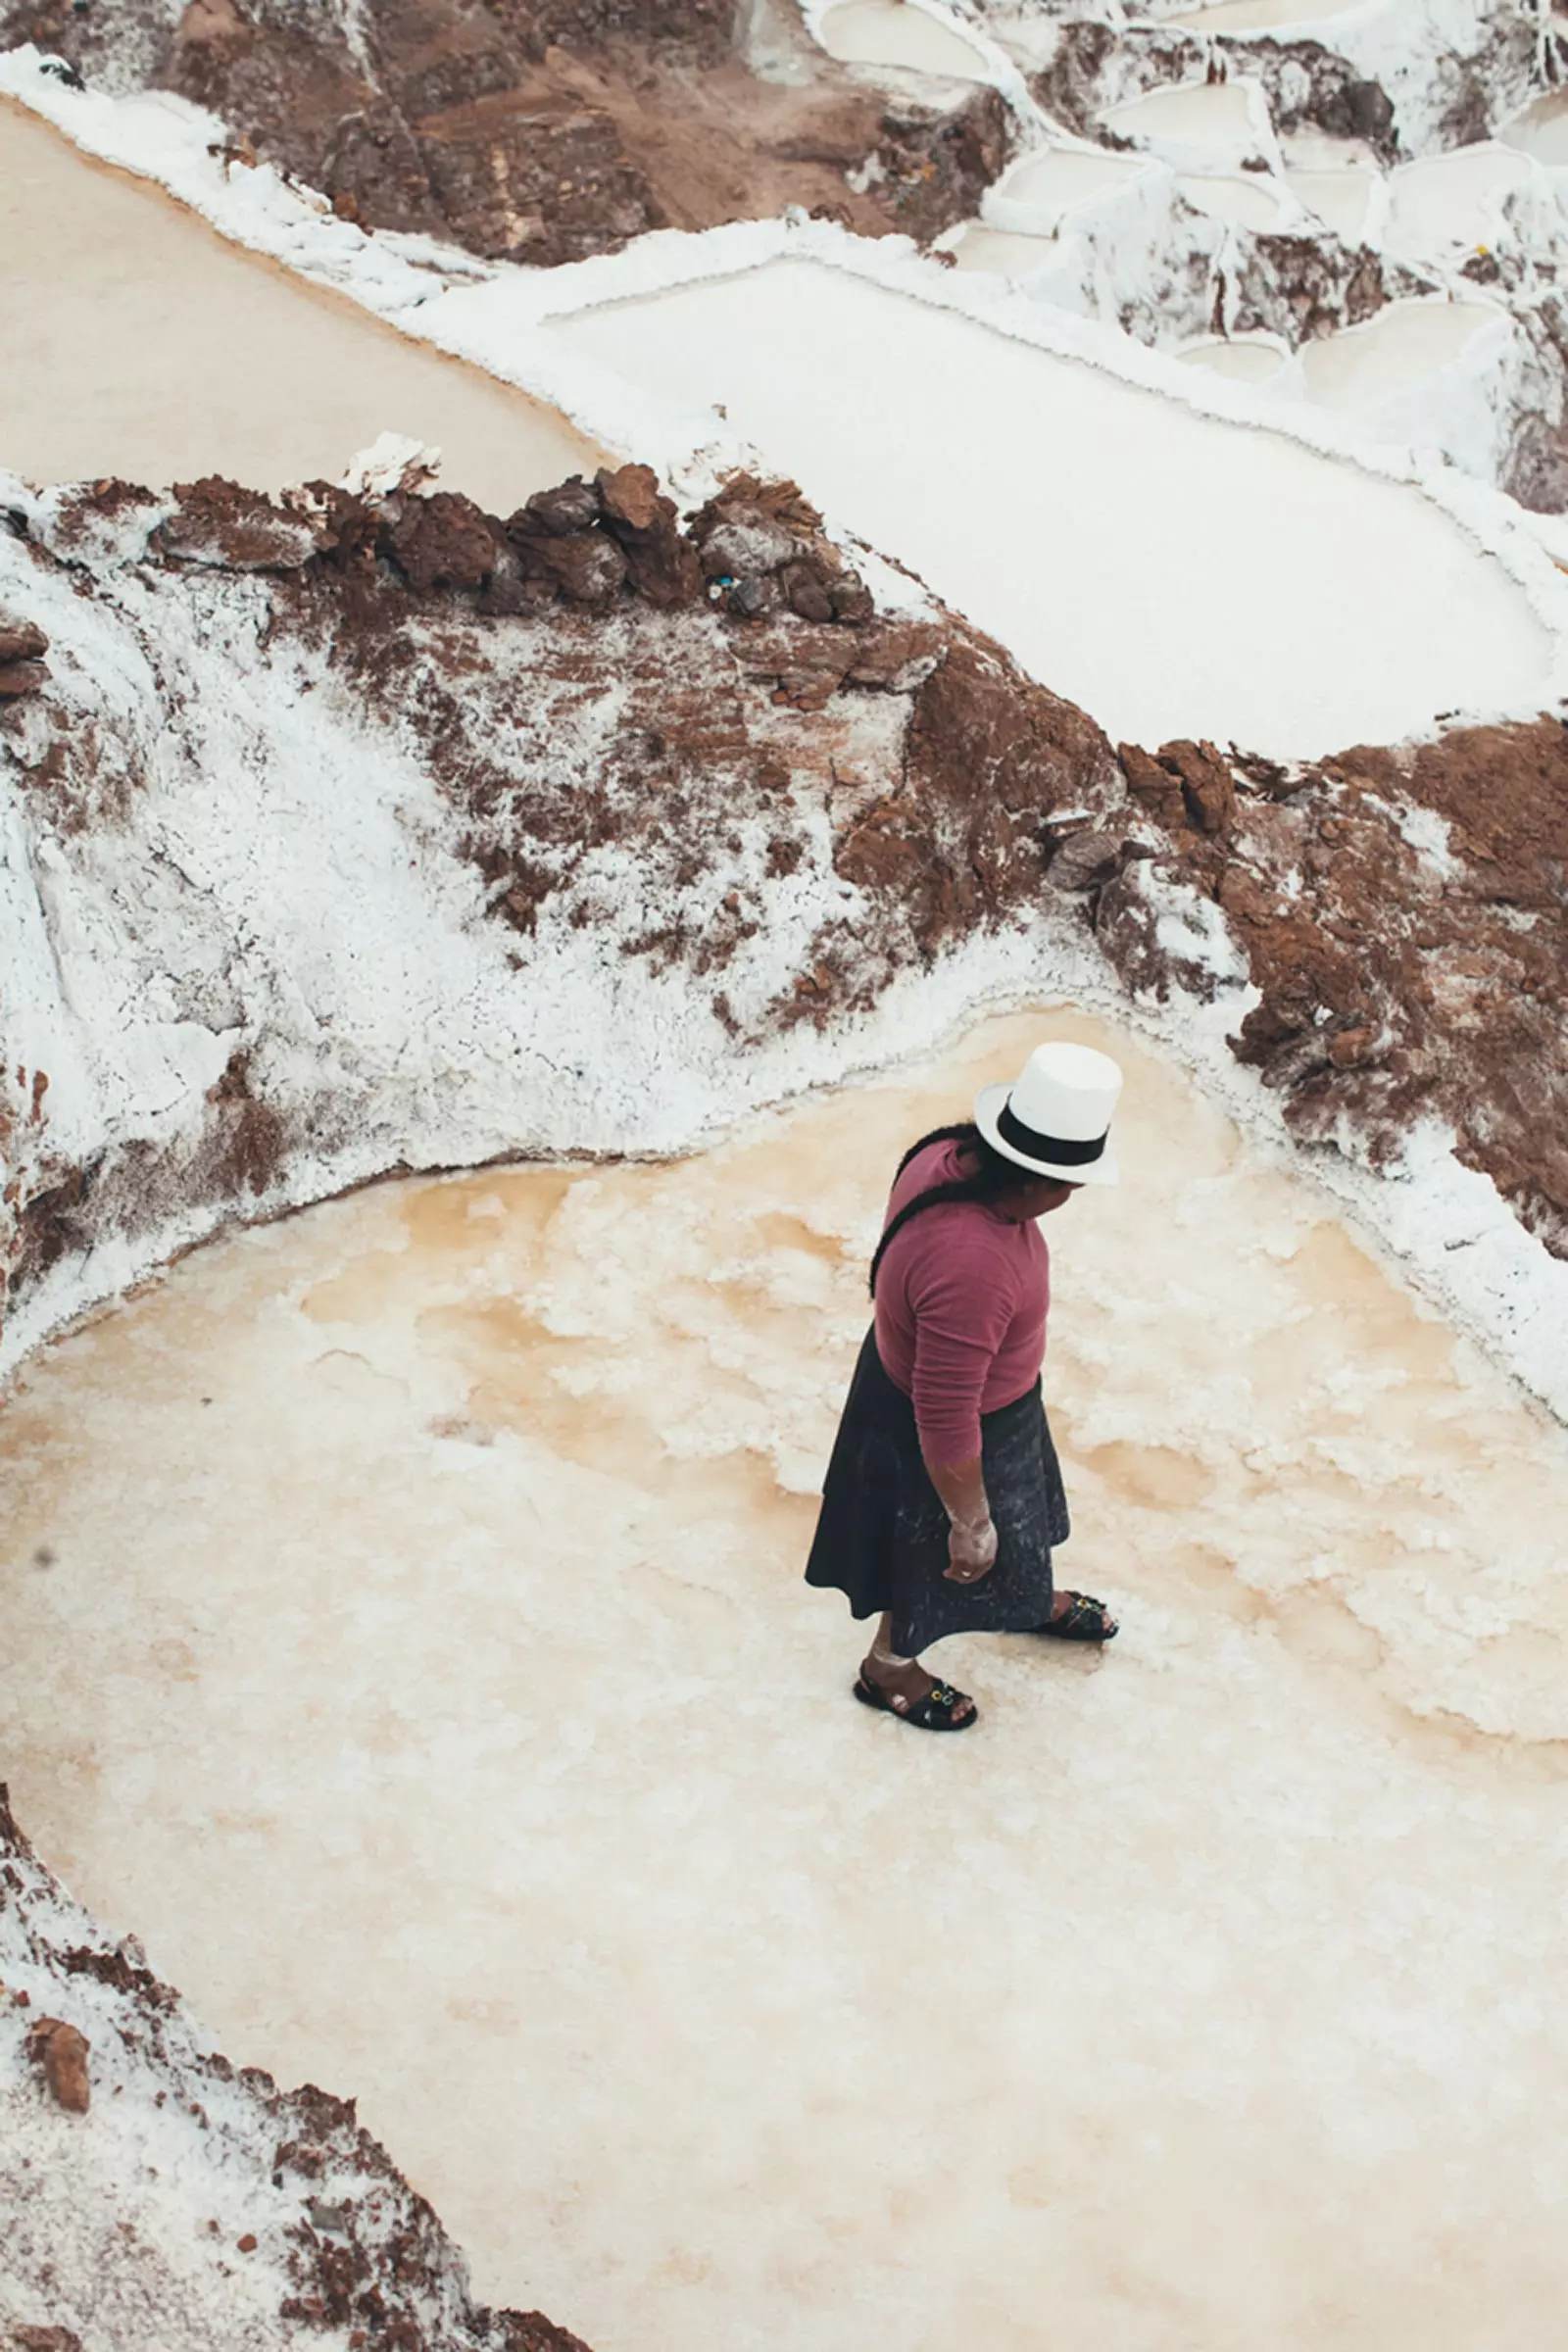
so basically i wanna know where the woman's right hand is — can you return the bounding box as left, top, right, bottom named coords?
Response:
left=945, top=1512, right=999, bottom=1584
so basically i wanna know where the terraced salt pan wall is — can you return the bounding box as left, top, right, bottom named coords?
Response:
left=5, top=52, right=1568, bottom=1422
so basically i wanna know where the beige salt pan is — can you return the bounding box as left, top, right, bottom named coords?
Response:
left=5, top=1011, right=1568, bottom=2349
left=0, top=101, right=603, bottom=505
left=816, top=0, right=988, bottom=80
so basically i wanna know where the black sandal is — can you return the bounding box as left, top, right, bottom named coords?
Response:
left=1032, top=1592, right=1118, bottom=1642
left=854, top=1673, right=978, bottom=1732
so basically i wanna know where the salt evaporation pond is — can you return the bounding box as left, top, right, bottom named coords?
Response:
left=553, top=258, right=1547, bottom=757
left=1384, top=143, right=1533, bottom=261
left=1500, top=90, right=1568, bottom=168
left=948, top=223, right=1059, bottom=275
left=1097, top=78, right=1257, bottom=153
left=0, top=101, right=602, bottom=505
left=7, top=1009, right=1568, bottom=2351
left=1287, top=164, right=1378, bottom=243
left=1301, top=298, right=1501, bottom=411
left=816, top=0, right=987, bottom=78
left=1167, top=0, right=1360, bottom=24
left=1176, top=334, right=1287, bottom=384
left=995, top=146, right=1147, bottom=219
left=1176, top=171, right=1286, bottom=229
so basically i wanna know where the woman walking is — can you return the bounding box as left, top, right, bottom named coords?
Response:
left=806, top=1040, right=1123, bottom=1732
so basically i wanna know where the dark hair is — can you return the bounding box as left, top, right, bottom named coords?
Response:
left=867, top=1121, right=1022, bottom=1298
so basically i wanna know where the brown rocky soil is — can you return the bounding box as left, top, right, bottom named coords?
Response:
left=1, top=0, right=1008, bottom=262
left=5, top=463, right=1568, bottom=1337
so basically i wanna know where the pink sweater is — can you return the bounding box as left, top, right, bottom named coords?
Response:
left=873, top=1138, right=1050, bottom=1464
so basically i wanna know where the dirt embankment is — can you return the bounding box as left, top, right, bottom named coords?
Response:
left=2, top=0, right=1008, bottom=260
left=4, top=462, right=1567, bottom=1333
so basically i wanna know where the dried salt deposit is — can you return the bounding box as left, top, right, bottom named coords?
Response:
left=7, top=1008, right=1568, bottom=2351
left=0, top=101, right=602, bottom=504
left=552, top=257, right=1549, bottom=755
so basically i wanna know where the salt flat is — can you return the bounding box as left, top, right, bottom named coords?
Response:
left=5, top=1010, right=1568, bottom=2352
left=552, top=259, right=1549, bottom=758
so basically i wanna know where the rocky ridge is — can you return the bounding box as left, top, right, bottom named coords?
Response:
left=4, top=461, right=1567, bottom=1359
left=0, top=0, right=1009, bottom=259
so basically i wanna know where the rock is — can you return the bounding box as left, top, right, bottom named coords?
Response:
left=498, top=2314, right=599, bottom=2352
left=1118, top=737, right=1239, bottom=837
left=781, top=561, right=835, bottom=624
left=416, top=102, right=662, bottom=266
left=0, top=619, right=48, bottom=664
left=1160, top=739, right=1237, bottom=837
left=1329, top=1026, right=1374, bottom=1068
left=526, top=530, right=629, bottom=609
left=1318, top=75, right=1396, bottom=146
left=730, top=621, right=859, bottom=710
left=0, top=661, right=50, bottom=700
left=476, top=548, right=558, bottom=617
left=844, top=619, right=946, bottom=692
left=594, top=464, right=662, bottom=536
left=161, top=478, right=320, bottom=570
left=387, top=492, right=502, bottom=593
left=872, top=85, right=1010, bottom=244
left=285, top=482, right=379, bottom=571
left=595, top=466, right=702, bottom=609
left=520, top=477, right=603, bottom=539
left=827, top=573, right=875, bottom=626
left=1118, top=741, right=1188, bottom=830
left=1048, top=829, right=1130, bottom=893
left=700, top=514, right=805, bottom=581
left=26, top=2016, right=90, bottom=2112
left=728, top=575, right=780, bottom=620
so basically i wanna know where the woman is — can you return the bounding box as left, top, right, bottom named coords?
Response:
left=806, top=1039, right=1123, bottom=1733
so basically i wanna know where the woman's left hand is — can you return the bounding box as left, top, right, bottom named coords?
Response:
left=945, top=1512, right=999, bottom=1584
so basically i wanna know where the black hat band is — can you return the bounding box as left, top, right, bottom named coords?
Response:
left=997, top=1101, right=1108, bottom=1168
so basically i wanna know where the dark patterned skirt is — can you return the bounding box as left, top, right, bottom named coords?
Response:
left=805, top=1328, right=1070, bottom=1657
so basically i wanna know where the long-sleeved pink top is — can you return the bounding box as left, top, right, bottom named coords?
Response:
left=873, top=1137, right=1050, bottom=1464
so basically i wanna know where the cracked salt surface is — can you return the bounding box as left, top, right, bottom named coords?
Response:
left=7, top=1010, right=1568, bottom=2351
left=0, top=102, right=602, bottom=505
left=552, top=257, right=1549, bottom=757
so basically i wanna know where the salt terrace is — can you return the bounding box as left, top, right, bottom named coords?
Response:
left=5, top=19, right=1568, bottom=2352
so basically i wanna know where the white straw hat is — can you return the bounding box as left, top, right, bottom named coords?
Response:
left=974, top=1041, right=1123, bottom=1186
